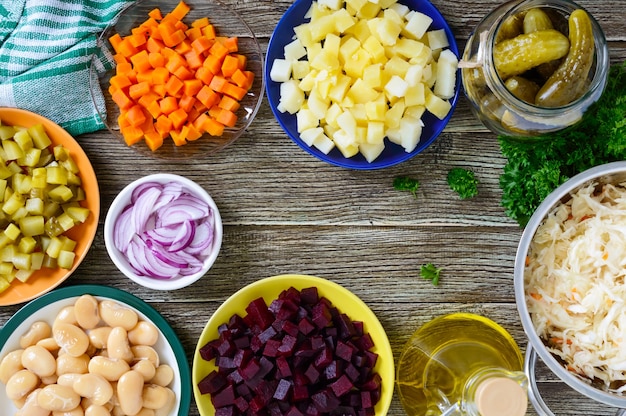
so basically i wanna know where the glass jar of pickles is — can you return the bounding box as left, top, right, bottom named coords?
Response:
left=461, top=0, right=609, bottom=138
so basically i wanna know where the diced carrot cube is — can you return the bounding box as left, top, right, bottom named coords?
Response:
left=192, top=17, right=210, bottom=28
left=179, top=94, right=196, bottom=113
left=110, top=74, right=132, bottom=91
left=219, top=37, right=238, bottom=53
left=184, top=50, right=203, bottom=70
left=195, top=66, right=214, bottom=85
left=121, top=125, right=144, bottom=146
left=146, top=100, right=162, bottom=119
left=129, top=33, right=147, bottom=48
left=144, top=130, right=164, bottom=151
left=183, top=79, right=203, bottom=96
left=129, top=81, right=151, bottom=100
left=126, top=104, right=147, bottom=127
left=185, top=123, right=203, bottom=141
left=218, top=95, right=241, bottom=112
left=155, top=114, right=173, bottom=137
left=135, top=70, right=154, bottom=84
left=202, top=24, right=216, bottom=39
left=185, top=27, right=203, bottom=42
left=148, top=52, right=165, bottom=68
left=222, top=82, right=247, bottom=100
left=109, top=33, right=123, bottom=52
left=208, top=75, right=228, bottom=93
left=138, top=91, right=160, bottom=108
left=204, top=118, right=225, bottom=136
left=152, top=83, right=167, bottom=98
left=130, top=50, right=152, bottom=73
left=111, top=89, right=134, bottom=110
left=117, top=38, right=139, bottom=58
left=214, top=108, right=238, bottom=127
left=196, top=85, right=220, bottom=108
left=151, top=66, right=170, bottom=84
left=159, top=96, right=178, bottom=115
left=208, top=40, right=229, bottom=60
left=146, top=37, right=165, bottom=53
left=165, top=75, right=184, bottom=96
left=170, top=129, right=187, bottom=146
left=202, top=54, right=222, bottom=75
left=148, top=8, right=163, bottom=20
left=173, top=65, right=194, bottom=81
left=191, top=37, right=214, bottom=55
left=165, top=52, right=186, bottom=73
left=162, top=28, right=186, bottom=47
left=170, top=1, right=191, bottom=21
left=221, top=55, right=240, bottom=78
left=175, top=39, right=192, bottom=55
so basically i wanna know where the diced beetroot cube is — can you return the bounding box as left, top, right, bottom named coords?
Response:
left=273, top=378, right=292, bottom=401
left=348, top=391, right=361, bottom=407
left=217, top=323, right=229, bottom=335
left=324, top=334, right=336, bottom=351
left=285, top=406, right=304, bottom=416
left=257, top=325, right=278, bottom=344
left=216, top=356, right=237, bottom=369
left=310, top=335, right=325, bottom=351
left=282, top=320, right=300, bottom=337
left=353, top=320, right=364, bottom=336
left=278, top=334, right=298, bottom=355
left=312, top=302, right=332, bottom=329
left=234, top=336, right=250, bottom=349
left=215, top=405, right=235, bottom=416
left=245, top=297, right=275, bottom=330
left=335, top=313, right=357, bottom=339
left=235, top=396, right=249, bottom=412
left=276, top=355, right=292, bottom=378
left=211, top=384, right=236, bottom=408
left=262, top=339, right=282, bottom=357
left=356, top=333, right=375, bottom=350
left=300, top=286, right=319, bottom=305
left=361, top=390, right=373, bottom=409
left=292, top=384, right=309, bottom=402
left=199, top=339, right=219, bottom=361
left=250, top=334, right=264, bottom=353
left=257, top=356, right=275, bottom=379
left=236, top=382, right=252, bottom=399
left=298, top=317, right=315, bottom=335
left=323, top=360, right=341, bottom=380
left=314, top=346, right=333, bottom=368
left=305, top=402, right=322, bottom=416
left=330, top=374, right=354, bottom=397
left=217, top=338, right=236, bottom=358
left=296, top=306, right=309, bottom=321
left=304, top=363, right=320, bottom=384
left=228, top=313, right=246, bottom=328
left=364, top=350, right=378, bottom=368
left=249, top=394, right=267, bottom=413
left=352, top=354, right=367, bottom=368
left=312, top=389, right=340, bottom=412
left=226, top=369, right=244, bottom=385
left=344, top=363, right=361, bottom=383
left=361, top=373, right=382, bottom=391
left=233, top=348, right=253, bottom=367
left=336, top=340, right=356, bottom=362
left=293, top=372, right=309, bottom=386
left=198, top=370, right=227, bottom=395
left=254, top=379, right=277, bottom=404
left=241, top=358, right=261, bottom=381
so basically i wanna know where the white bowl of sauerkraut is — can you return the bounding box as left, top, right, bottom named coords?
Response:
left=515, top=161, right=626, bottom=410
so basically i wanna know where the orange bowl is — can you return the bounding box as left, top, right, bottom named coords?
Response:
left=0, top=108, right=100, bottom=306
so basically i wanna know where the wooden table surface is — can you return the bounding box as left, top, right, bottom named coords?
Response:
left=1, top=0, right=626, bottom=415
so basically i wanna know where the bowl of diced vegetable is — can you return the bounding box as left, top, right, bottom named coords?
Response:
left=192, top=274, right=394, bottom=416
left=0, top=108, right=100, bottom=306
left=104, top=173, right=222, bottom=291
left=89, top=0, right=264, bottom=160
left=265, top=0, right=459, bottom=169
left=0, top=284, right=191, bottom=415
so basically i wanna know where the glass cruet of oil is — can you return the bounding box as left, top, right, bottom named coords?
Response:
left=396, top=313, right=528, bottom=416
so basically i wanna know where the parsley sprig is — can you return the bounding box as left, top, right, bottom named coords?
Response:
left=420, top=263, right=442, bottom=286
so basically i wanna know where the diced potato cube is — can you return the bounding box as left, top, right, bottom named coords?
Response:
left=343, top=19, right=371, bottom=42
left=405, top=65, right=424, bottom=87
left=337, top=111, right=358, bottom=139
left=291, top=61, right=311, bottom=80
left=311, top=50, right=340, bottom=72
left=362, top=36, right=386, bottom=64
left=434, top=49, right=458, bottom=100
left=328, top=74, right=352, bottom=102
left=347, top=79, right=379, bottom=104
left=318, top=0, right=343, bottom=10
left=427, top=29, right=449, bottom=51
left=368, top=16, right=401, bottom=46
left=403, top=11, right=433, bottom=40
left=405, top=83, right=426, bottom=106
left=332, top=129, right=359, bottom=158
left=300, top=127, right=325, bottom=146
left=359, top=142, right=385, bottom=162
left=284, top=39, right=307, bottom=61
left=294, top=23, right=314, bottom=48
left=425, top=89, right=452, bottom=119
left=365, top=101, right=387, bottom=121
left=385, top=75, right=409, bottom=98
left=338, top=37, right=361, bottom=64
left=363, top=64, right=382, bottom=88
left=345, top=0, right=368, bottom=15
left=385, top=99, right=405, bottom=129
left=399, top=116, right=423, bottom=152
left=366, top=121, right=386, bottom=144
left=343, top=47, right=371, bottom=78
left=278, top=80, right=306, bottom=114
left=297, top=109, right=320, bottom=133
left=405, top=105, right=426, bottom=120
left=324, top=103, right=343, bottom=128
left=308, top=14, right=337, bottom=43
left=332, top=8, right=356, bottom=33
left=312, top=134, right=335, bottom=154
left=384, top=56, right=410, bottom=77
left=270, top=59, right=293, bottom=83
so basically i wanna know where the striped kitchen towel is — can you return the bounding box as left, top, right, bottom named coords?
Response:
left=0, top=0, right=133, bottom=136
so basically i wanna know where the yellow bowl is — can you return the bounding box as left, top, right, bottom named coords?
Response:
left=0, top=108, right=100, bottom=306
left=192, top=274, right=394, bottom=415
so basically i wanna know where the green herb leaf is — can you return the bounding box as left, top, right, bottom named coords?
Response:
left=393, top=176, right=420, bottom=197
left=447, top=168, right=479, bottom=199
left=420, top=263, right=442, bottom=286
left=499, top=62, right=626, bottom=226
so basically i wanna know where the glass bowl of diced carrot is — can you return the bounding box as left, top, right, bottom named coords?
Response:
left=89, top=0, right=264, bottom=159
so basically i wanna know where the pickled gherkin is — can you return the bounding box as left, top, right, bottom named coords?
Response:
left=0, top=119, right=91, bottom=292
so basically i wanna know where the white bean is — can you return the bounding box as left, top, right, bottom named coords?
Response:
left=150, top=365, right=173, bottom=387
left=37, top=384, right=81, bottom=411
left=57, top=353, right=90, bottom=376
left=132, top=359, right=156, bottom=382
left=54, top=306, right=78, bottom=327
left=153, top=387, right=175, bottom=416
left=84, top=404, right=112, bottom=416
left=135, top=408, right=155, bottom=416
left=107, top=327, right=134, bottom=363
left=53, top=323, right=90, bottom=357
left=19, top=321, right=52, bottom=348
left=0, top=349, right=24, bottom=384
left=15, top=388, right=49, bottom=416
left=6, top=369, right=39, bottom=401
left=57, top=373, right=83, bottom=387
left=74, top=294, right=101, bottom=330
left=21, top=345, right=57, bottom=377
left=117, top=370, right=144, bottom=416
left=88, top=326, right=112, bottom=350
left=130, top=345, right=159, bottom=368
left=88, top=356, right=130, bottom=382
left=128, top=321, right=159, bottom=346
left=52, top=407, right=85, bottom=416
left=37, top=337, right=61, bottom=352
left=99, top=300, right=138, bottom=330
left=142, top=384, right=169, bottom=410
left=73, top=373, right=114, bottom=406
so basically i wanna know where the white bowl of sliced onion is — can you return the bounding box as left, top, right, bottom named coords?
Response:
left=104, top=173, right=222, bottom=290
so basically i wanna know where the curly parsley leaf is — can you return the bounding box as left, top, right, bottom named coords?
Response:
left=393, top=176, right=420, bottom=197
left=420, top=263, right=442, bottom=286
left=447, top=168, right=479, bottom=199
left=499, top=62, right=626, bottom=226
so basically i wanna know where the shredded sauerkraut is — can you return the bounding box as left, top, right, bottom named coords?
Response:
left=526, top=181, right=626, bottom=392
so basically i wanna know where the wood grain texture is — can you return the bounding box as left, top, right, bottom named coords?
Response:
left=2, top=0, right=626, bottom=415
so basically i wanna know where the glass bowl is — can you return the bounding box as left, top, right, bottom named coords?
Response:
left=89, top=0, right=264, bottom=160
left=265, top=0, right=459, bottom=169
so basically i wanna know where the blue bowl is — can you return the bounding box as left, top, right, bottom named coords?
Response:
left=265, top=0, right=459, bottom=170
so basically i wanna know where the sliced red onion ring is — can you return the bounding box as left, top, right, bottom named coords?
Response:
left=113, top=180, right=216, bottom=280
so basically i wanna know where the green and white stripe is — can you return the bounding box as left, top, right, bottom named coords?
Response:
left=0, top=0, right=133, bottom=136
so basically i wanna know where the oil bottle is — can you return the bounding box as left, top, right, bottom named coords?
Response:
left=396, top=313, right=528, bottom=416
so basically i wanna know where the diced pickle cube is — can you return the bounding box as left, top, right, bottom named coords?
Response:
left=45, top=236, right=63, bottom=258
left=4, top=223, right=20, bottom=241
left=44, top=216, right=64, bottom=237
left=11, top=206, right=28, bottom=222
left=42, top=254, right=57, bottom=269
left=46, top=166, right=68, bottom=185
left=31, top=168, right=47, bottom=189
left=53, top=145, right=70, bottom=162
left=19, top=215, right=44, bottom=237
left=31, top=252, right=44, bottom=270
left=42, top=201, right=61, bottom=219
left=0, top=244, right=17, bottom=262
left=0, top=164, right=11, bottom=180
left=60, top=157, right=79, bottom=175
left=57, top=250, right=75, bottom=269
left=25, top=198, right=44, bottom=215
left=0, top=125, right=16, bottom=140
left=59, top=236, right=77, bottom=252
left=15, top=269, right=34, bottom=283
left=17, top=147, right=41, bottom=167
left=71, top=187, right=85, bottom=202
left=48, top=185, right=74, bottom=203
left=3, top=140, right=24, bottom=160
left=0, top=235, right=10, bottom=251
left=0, top=262, right=13, bottom=275
left=28, top=124, right=52, bottom=149
left=13, top=173, right=32, bottom=195
left=3, top=192, right=24, bottom=215
left=66, top=206, right=90, bottom=223
left=12, top=252, right=31, bottom=270
left=18, top=236, right=37, bottom=253
left=13, top=129, right=33, bottom=151
left=0, top=276, right=9, bottom=293
left=7, top=161, right=21, bottom=174
left=57, top=212, right=75, bottom=232
left=66, top=171, right=81, bottom=186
